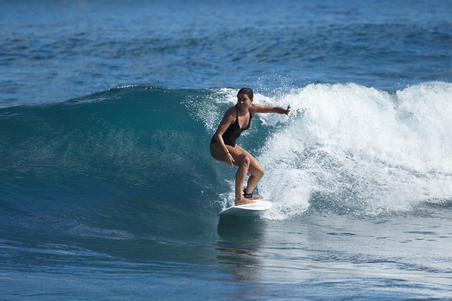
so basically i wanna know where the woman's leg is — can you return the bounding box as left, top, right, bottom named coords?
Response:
left=235, top=153, right=250, bottom=202
left=210, top=143, right=255, bottom=205
left=235, top=145, right=264, bottom=199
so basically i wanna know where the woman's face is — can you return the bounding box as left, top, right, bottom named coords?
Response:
left=237, top=94, right=252, bottom=109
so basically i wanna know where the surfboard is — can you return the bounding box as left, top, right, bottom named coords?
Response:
left=218, top=200, right=273, bottom=217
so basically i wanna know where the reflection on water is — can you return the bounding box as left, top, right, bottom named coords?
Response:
left=216, top=215, right=268, bottom=291
left=217, top=215, right=267, bottom=251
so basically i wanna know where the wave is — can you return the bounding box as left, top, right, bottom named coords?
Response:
left=1, top=82, right=451, bottom=227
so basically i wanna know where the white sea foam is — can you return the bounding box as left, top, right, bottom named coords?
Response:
left=255, top=82, right=452, bottom=219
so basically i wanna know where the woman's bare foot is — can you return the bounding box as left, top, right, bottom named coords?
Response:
left=235, top=197, right=255, bottom=206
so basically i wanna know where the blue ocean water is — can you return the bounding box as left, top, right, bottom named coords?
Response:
left=1, top=0, right=452, bottom=300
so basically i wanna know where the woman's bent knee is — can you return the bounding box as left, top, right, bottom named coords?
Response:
left=254, top=168, right=264, bottom=179
left=239, top=154, right=250, bottom=167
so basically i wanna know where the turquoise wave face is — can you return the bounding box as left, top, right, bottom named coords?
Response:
left=4, top=88, right=210, bottom=173
left=0, top=88, right=222, bottom=220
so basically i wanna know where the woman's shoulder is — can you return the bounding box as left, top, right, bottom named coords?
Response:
left=249, top=103, right=258, bottom=115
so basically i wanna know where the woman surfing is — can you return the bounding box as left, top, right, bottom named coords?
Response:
left=210, top=88, right=291, bottom=205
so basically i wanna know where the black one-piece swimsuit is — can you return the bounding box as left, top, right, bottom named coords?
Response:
left=211, top=107, right=253, bottom=147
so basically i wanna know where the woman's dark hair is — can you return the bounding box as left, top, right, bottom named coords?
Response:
left=237, top=88, right=253, bottom=100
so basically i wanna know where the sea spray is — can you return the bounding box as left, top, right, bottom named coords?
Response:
left=255, top=82, right=452, bottom=219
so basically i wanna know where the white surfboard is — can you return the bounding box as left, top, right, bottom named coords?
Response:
left=218, top=200, right=273, bottom=217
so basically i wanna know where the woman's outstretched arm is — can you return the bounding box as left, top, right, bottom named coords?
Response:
left=252, top=103, right=291, bottom=115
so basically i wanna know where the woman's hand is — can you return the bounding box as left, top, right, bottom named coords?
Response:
left=225, top=152, right=235, bottom=168
left=285, top=105, right=291, bottom=115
